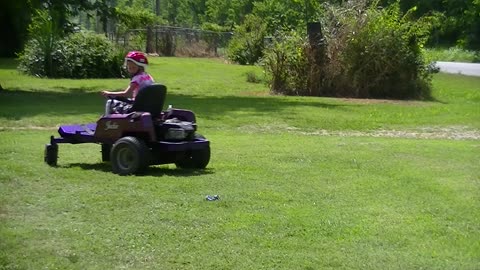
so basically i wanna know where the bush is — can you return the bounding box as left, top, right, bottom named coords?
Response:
left=19, top=32, right=126, bottom=78
left=227, top=14, right=267, bottom=65
left=262, top=1, right=438, bottom=100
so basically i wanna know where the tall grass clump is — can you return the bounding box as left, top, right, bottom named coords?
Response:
left=262, top=1, right=439, bottom=100
left=261, top=31, right=309, bottom=95
left=18, top=10, right=125, bottom=79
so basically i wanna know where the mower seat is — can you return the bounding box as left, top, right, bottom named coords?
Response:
left=129, top=84, right=167, bottom=117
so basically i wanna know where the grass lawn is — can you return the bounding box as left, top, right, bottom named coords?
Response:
left=0, top=57, right=479, bottom=269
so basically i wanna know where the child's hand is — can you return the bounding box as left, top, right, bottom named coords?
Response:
left=101, top=91, right=110, bottom=97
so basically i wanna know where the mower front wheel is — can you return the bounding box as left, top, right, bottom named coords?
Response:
left=175, top=134, right=210, bottom=169
left=110, top=136, right=150, bottom=175
left=44, top=143, right=58, bottom=166
left=101, top=143, right=111, bottom=162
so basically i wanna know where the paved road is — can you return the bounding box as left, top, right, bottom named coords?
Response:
left=436, top=61, right=480, bottom=77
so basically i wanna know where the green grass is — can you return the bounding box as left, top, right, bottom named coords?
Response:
left=424, top=47, right=480, bottom=63
left=1, top=57, right=479, bottom=269
left=1, top=58, right=479, bottom=132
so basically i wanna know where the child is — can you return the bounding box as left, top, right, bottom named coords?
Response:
left=102, top=51, right=155, bottom=115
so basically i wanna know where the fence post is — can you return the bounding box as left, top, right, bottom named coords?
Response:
left=146, top=26, right=154, bottom=53
left=155, top=26, right=158, bottom=54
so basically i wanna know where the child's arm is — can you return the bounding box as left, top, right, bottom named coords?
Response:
left=101, top=83, right=138, bottom=98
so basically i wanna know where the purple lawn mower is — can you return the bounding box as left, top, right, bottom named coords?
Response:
left=44, top=84, right=210, bottom=175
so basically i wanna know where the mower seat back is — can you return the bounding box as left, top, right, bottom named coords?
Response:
left=130, top=84, right=167, bottom=117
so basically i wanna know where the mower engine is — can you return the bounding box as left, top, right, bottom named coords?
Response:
left=160, top=118, right=196, bottom=141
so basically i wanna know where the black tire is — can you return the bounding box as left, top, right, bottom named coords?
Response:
left=44, top=143, right=58, bottom=166
left=101, top=143, right=111, bottom=162
left=175, top=134, right=210, bottom=169
left=110, top=136, right=150, bottom=175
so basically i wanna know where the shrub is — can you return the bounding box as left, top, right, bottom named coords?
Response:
left=339, top=3, right=434, bottom=99
left=56, top=32, right=126, bottom=78
left=19, top=32, right=126, bottom=79
left=245, top=71, right=263, bottom=83
left=227, top=14, right=268, bottom=65
left=262, top=1, right=438, bottom=100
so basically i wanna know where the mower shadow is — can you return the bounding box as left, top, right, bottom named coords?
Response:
left=62, top=162, right=112, bottom=172
left=64, top=162, right=214, bottom=177
left=147, top=166, right=215, bottom=177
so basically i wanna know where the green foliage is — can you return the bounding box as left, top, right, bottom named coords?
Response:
left=204, top=0, right=254, bottom=27
left=114, top=6, right=158, bottom=36
left=19, top=32, right=126, bottom=78
left=253, top=0, right=322, bottom=33
left=200, top=22, right=230, bottom=32
left=227, top=14, right=267, bottom=65
left=380, top=0, right=480, bottom=49
left=2, top=0, right=479, bottom=57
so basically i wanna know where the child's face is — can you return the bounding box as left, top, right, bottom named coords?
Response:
left=126, top=61, right=140, bottom=75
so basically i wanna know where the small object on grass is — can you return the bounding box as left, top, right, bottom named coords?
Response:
left=205, top=195, right=220, bottom=201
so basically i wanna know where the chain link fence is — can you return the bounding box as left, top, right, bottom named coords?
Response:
left=113, top=26, right=232, bottom=57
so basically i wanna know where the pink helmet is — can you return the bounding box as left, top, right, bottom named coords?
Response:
left=124, top=51, right=148, bottom=68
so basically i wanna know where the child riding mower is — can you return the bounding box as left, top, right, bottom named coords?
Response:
left=44, top=84, right=210, bottom=175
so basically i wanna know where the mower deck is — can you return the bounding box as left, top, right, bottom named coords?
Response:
left=54, top=123, right=98, bottom=144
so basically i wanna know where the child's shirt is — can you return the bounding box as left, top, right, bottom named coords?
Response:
left=131, top=72, right=154, bottom=98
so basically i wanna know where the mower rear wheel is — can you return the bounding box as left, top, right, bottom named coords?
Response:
left=175, top=134, right=210, bottom=169
left=110, top=136, right=150, bottom=175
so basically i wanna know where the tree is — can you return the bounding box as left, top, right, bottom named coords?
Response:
left=380, top=0, right=480, bottom=49
left=0, top=0, right=109, bottom=57
left=252, top=0, right=321, bottom=33
left=0, top=0, right=36, bottom=57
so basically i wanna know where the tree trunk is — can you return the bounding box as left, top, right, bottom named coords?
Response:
left=307, top=22, right=326, bottom=96
left=156, top=0, right=161, bottom=16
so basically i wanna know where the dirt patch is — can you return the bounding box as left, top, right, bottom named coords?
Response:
left=301, top=126, right=480, bottom=140
left=3, top=125, right=479, bottom=140
left=239, top=90, right=270, bottom=96
left=0, top=126, right=57, bottom=131
left=242, top=125, right=480, bottom=140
